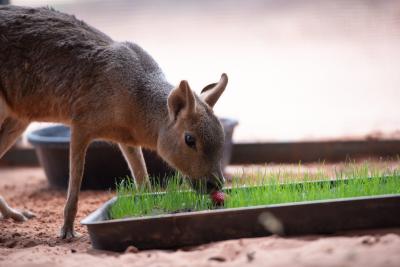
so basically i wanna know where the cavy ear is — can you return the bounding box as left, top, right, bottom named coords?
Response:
left=167, top=80, right=196, bottom=121
left=200, top=73, right=228, bottom=108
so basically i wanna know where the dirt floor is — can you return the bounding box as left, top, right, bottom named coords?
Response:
left=1, top=164, right=400, bottom=267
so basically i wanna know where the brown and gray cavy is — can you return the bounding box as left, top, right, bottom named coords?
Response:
left=0, top=6, right=228, bottom=239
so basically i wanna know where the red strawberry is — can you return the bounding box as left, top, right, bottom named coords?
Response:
left=211, top=191, right=225, bottom=205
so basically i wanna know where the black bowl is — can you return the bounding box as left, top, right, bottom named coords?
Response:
left=27, top=118, right=238, bottom=190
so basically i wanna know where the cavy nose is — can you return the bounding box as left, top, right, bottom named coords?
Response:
left=206, top=170, right=225, bottom=192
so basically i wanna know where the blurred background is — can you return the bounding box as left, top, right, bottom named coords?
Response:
left=8, top=0, right=400, bottom=143
left=1, top=1, right=400, bottom=263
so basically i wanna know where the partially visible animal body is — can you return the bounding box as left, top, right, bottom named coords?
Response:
left=0, top=5, right=228, bottom=239
left=0, top=196, right=35, bottom=221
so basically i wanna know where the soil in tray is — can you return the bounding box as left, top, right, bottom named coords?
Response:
left=109, top=165, right=400, bottom=220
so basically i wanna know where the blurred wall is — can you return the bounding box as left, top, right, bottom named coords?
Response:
left=12, top=0, right=400, bottom=142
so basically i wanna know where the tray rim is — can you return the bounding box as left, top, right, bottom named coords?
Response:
left=81, top=193, right=400, bottom=225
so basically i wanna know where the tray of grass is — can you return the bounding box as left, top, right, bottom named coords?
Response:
left=81, top=167, right=400, bottom=251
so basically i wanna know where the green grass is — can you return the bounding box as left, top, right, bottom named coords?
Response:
left=109, top=163, right=400, bottom=220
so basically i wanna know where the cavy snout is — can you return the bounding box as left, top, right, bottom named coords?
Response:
left=189, top=169, right=225, bottom=194
left=206, top=171, right=225, bottom=193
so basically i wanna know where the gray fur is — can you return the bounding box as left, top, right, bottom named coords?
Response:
left=0, top=6, right=171, bottom=147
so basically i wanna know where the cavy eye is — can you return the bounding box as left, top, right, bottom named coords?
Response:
left=184, top=133, right=196, bottom=149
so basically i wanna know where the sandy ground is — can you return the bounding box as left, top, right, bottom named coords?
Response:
left=1, top=166, right=400, bottom=267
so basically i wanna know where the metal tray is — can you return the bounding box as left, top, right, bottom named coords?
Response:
left=81, top=179, right=400, bottom=251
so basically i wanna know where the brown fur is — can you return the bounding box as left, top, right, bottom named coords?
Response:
left=0, top=6, right=228, bottom=239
